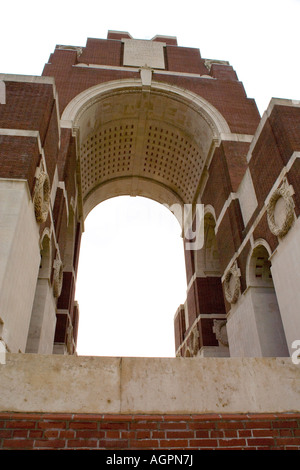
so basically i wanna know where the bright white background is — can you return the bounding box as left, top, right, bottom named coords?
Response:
left=1, top=0, right=299, bottom=357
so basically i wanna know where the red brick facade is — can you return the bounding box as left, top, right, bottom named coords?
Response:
left=1, top=412, right=299, bottom=450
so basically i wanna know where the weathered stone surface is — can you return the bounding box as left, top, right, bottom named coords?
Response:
left=0, top=354, right=299, bottom=414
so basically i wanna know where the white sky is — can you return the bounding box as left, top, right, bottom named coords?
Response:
left=1, top=0, right=299, bottom=357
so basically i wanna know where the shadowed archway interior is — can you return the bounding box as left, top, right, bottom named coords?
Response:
left=61, top=80, right=228, bottom=224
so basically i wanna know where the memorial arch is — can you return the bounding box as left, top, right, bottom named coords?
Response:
left=58, top=78, right=233, bottom=356
left=1, top=31, right=299, bottom=359
left=0, top=30, right=300, bottom=450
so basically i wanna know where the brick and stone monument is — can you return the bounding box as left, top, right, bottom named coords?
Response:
left=0, top=31, right=299, bottom=450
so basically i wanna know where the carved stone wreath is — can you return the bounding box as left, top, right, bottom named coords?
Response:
left=53, top=257, right=63, bottom=298
left=185, top=326, right=199, bottom=357
left=224, top=261, right=241, bottom=304
left=33, top=171, right=50, bottom=223
left=213, top=320, right=229, bottom=347
left=267, top=178, right=294, bottom=237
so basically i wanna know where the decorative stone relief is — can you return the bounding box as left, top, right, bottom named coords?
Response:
left=213, top=320, right=229, bottom=347
left=204, top=59, right=230, bottom=71
left=56, top=45, right=82, bottom=59
left=185, top=325, right=199, bottom=357
left=267, top=178, right=295, bottom=237
left=53, top=256, right=63, bottom=298
left=224, top=261, right=241, bottom=304
left=184, top=347, right=192, bottom=357
left=33, top=171, right=51, bottom=223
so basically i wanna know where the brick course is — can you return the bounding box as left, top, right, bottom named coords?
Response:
left=0, top=412, right=299, bottom=450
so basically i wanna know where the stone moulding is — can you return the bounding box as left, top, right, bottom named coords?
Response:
left=60, top=79, right=231, bottom=139
left=224, top=261, right=241, bottom=304
left=33, top=171, right=50, bottom=223
left=213, top=319, right=229, bottom=347
left=267, top=178, right=295, bottom=238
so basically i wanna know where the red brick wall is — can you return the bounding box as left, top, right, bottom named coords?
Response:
left=165, top=46, right=207, bottom=75
left=42, top=36, right=261, bottom=135
left=0, top=412, right=299, bottom=450
left=0, top=135, right=41, bottom=195
left=0, top=81, right=55, bottom=139
left=79, top=38, right=123, bottom=67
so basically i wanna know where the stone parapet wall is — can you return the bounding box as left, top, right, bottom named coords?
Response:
left=0, top=355, right=299, bottom=415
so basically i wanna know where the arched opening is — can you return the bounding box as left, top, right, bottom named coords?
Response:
left=75, top=195, right=187, bottom=357
left=175, top=210, right=228, bottom=358
left=26, top=231, right=56, bottom=354
left=248, top=243, right=273, bottom=287
left=245, top=242, right=289, bottom=356
left=60, top=79, right=231, bottom=357
left=227, top=241, right=290, bottom=357
left=226, top=242, right=290, bottom=357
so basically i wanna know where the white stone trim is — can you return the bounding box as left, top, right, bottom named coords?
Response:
left=74, top=62, right=216, bottom=79
left=220, top=133, right=253, bottom=143
left=0, top=74, right=55, bottom=86
left=215, top=192, right=238, bottom=234
left=0, top=128, right=40, bottom=139
left=237, top=168, right=258, bottom=227
left=108, top=30, right=133, bottom=38
left=204, top=204, right=217, bottom=221
left=75, top=63, right=140, bottom=72
left=151, top=34, right=177, bottom=42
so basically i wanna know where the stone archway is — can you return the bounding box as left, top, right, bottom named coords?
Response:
left=61, top=79, right=231, bottom=222
left=58, top=79, right=232, bottom=356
